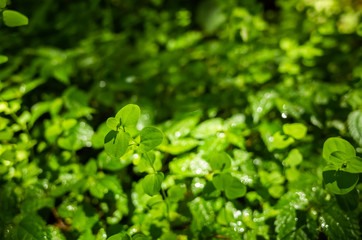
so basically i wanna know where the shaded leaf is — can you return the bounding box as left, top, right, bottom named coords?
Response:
left=142, top=172, right=164, bottom=196
left=348, top=110, right=362, bottom=146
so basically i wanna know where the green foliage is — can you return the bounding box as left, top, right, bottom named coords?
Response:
left=1, top=0, right=361, bottom=239
left=2, top=10, right=28, bottom=27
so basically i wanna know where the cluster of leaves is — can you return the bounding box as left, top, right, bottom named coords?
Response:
left=0, top=0, right=362, bottom=239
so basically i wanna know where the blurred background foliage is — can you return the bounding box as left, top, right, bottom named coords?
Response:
left=0, top=0, right=361, bottom=239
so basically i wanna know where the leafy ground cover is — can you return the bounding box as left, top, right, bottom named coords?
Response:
left=0, top=0, right=361, bottom=239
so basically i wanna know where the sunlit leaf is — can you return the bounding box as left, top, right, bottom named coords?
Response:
left=115, top=104, right=140, bottom=128
left=284, top=148, right=303, bottom=167
left=138, top=127, right=163, bottom=152
left=323, top=137, right=355, bottom=161
left=209, top=151, right=232, bottom=171
left=104, top=131, right=131, bottom=158
left=0, top=55, right=8, bottom=64
left=3, top=10, right=29, bottom=27
left=283, top=123, right=307, bottom=140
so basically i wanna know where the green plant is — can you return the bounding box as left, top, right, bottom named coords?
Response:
left=1, top=0, right=362, bottom=239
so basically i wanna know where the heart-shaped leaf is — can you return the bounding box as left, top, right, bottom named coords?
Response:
left=225, top=177, right=246, bottom=199
left=142, top=172, right=164, bottom=196
left=104, top=131, right=131, bottom=158
left=212, top=173, right=233, bottom=191
left=115, top=104, right=140, bottom=128
left=106, top=117, right=119, bottom=131
left=138, top=127, right=163, bottom=152
left=209, top=152, right=232, bottom=171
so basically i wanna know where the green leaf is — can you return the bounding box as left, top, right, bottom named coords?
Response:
left=97, top=151, right=127, bottom=171
left=11, top=215, right=49, bottom=240
left=192, top=118, right=224, bottom=139
left=275, top=207, right=296, bottom=239
left=96, top=228, right=107, bottom=240
left=209, top=152, right=232, bottom=171
left=138, top=127, right=164, bottom=152
left=323, top=137, right=356, bottom=161
left=142, top=172, right=164, bottom=196
left=283, top=123, right=308, bottom=140
left=92, top=123, right=109, bottom=149
left=168, top=185, right=186, bottom=202
left=104, top=131, right=131, bottom=158
left=284, top=148, right=303, bottom=167
left=138, top=151, right=156, bottom=171
left=106, top=117, right=119, bottom=131
left=0, top=0, right=6, bottom=8
left=21, top=198, right=54, bottom=214
left=348, top=110, right=362, bottom=146
left=0, top=55, right=8, bottom=64
left=335, top=188, right=359, bottom=211
left=328, top=152, right=362, bottom=173
left=225, top=177, right=246, bottom=199
left=250, top=90, right=277, bottom=123
left=212, top=173, right=246, bottom=199
left=3, top=10, right=29, bottom=27
left=115, top=104, right=140, bottom=128
left=328, top=151, right=348, bottom=166
left=268, top=184, right=285, bottom=198
left=320, top=203, right=361, bottom=239
left=273, top=131, right=295, bottom=149
left=72, top=205, right=98, bottom=232
left=212, top=173, right=233, bottom=191
left=165, top=111, right=201, bottom=141
left=161, top=138, right=199, bottom=155
left=188, top=197, right=215, bottom=233
left=79, top=229, right=96, bottom=240
left=47, top=225, right=66, bottom=240
left=132, top=233, right=151, bottom=240
left=107, top=232, right=131, bottom=240
left=323, top=166, right=359, bottom=194
left=58, top=122, right=94, bottom=151
left=345, top=156, right=362, bottom=173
